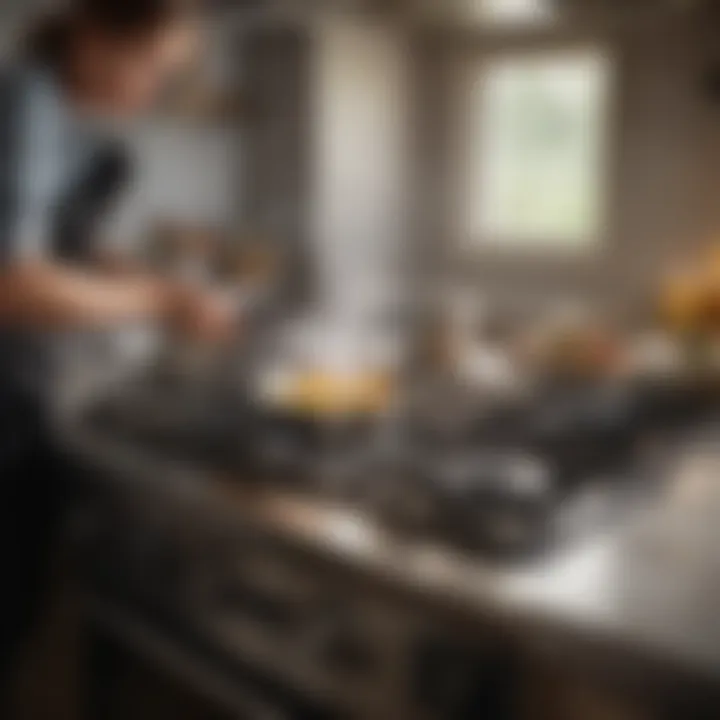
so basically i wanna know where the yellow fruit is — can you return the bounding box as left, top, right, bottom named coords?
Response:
left=662, top=277, right=702, bottom=329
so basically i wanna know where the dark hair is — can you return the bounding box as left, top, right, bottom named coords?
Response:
left=75, top=0, right=195, bottom=38
left=27, top=0, right=195, bottom=66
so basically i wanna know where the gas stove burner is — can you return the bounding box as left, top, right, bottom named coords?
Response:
left=429, top=450, right=554, bottom=499
left=423, top=448, right=559, bottom=556
left=86, top=369, right=720, bottom=561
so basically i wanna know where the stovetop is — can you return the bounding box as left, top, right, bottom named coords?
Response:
left=88, top=372, right=716, bottom=561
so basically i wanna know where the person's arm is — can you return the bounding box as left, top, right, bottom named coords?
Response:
left=0, top=260, right=170, bottom=329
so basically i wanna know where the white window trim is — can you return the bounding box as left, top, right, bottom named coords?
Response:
left=451, top=44, right=617, bottom=259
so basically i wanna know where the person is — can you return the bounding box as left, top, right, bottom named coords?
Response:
left=0, top=0, right=234, bottom=692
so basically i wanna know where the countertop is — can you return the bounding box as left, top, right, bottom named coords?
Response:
left=60, top=417, right=720, bottom=692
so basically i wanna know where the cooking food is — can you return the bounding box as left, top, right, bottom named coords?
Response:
left=260, top=368, right=395, bottom=418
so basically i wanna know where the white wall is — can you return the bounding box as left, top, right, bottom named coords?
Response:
left=108, top=122, right=243, bottom=246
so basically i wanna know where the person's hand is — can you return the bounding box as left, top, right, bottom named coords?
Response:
left=164, top=284, right=238, bottom=345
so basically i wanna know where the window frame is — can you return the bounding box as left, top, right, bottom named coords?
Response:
left=450, top=42, right=618, bottom=260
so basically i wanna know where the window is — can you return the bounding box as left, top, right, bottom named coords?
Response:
left=461, top=49, right=613, bottom=251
